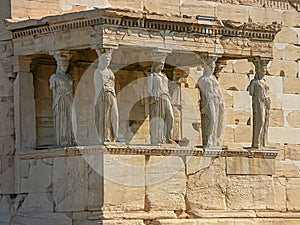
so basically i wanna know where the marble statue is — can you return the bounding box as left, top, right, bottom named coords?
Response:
left=94, top=48, right=119, bottom=143
left=248, top=58, right=271, bottom=148
left=49, top=52, right=77, bottom=146
left=148, top=52, right=174, bottom=145
left=197, top=56, right=224, bottom=147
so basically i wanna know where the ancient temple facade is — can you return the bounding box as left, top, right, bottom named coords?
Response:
left=0, top=0, right=300, bottom=224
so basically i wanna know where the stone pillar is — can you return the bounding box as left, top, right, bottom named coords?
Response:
left=92, top=45, right=120, bottom=143
left=148, top=48, right=173, bottom=145
left=197, top=54, right=225, bottom=148
left=0, top=50, right=15, bottom=194
left=248, top=57, right=271, bottom=148
left=13, top=56, right=36, bottom=152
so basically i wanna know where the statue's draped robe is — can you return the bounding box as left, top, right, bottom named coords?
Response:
left=198, top=74, right=224, bottom=147
left=94, top=68, right=119, bottom=142
left=148, top=72, right=174, bottom=144
left=248, top=76, right=270, bottom=148
left=50, top=73, right=76, bottom=146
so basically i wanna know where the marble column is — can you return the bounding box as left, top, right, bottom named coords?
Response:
left=13, top=56, right=36, bottom=152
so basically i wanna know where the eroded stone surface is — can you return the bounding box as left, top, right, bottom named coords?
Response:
left=53, top=156, right=89, bottom=211
left=146, top=156, right=186, bottom=211
left=226, top=157, right=274, bottom=175
left=226, top=176, right=286, bottom=211
left=287, top=178, right=300, bottom=211
left=20, top=159, right=52, bottom=193
left=11, top=193, right=72, bottom=225
left=187, top=158, right=226, bottom=210
left=101, top=154, right=145, bottom=211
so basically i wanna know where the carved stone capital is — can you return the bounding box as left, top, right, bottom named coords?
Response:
left=249, top=56, right=271, bottom=75
left=196, top=53, right=221, bottom=76
left=12, top=56, right=32, bottom=73
left=50, top=50, right=72, bottom=63
left=151, top=48, right=172, bottom=63
left=214, top=58, right=227, bottom=79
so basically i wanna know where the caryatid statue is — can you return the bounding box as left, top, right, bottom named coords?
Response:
left=197, top=55, right=225, bottom=147
left=94, top=48, right=119, bottom=143
left=148, top=51, right=174, bottom=145
left=248, top=58, right=271, bottom=148
left=49, top=51, right=77, bottom=147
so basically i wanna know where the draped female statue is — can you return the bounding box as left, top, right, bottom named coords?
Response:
left=50, top=52, right=76, bottom=146
left=94, top=48, right=119, bottom=143
left=248, top=59, right=271, bottom=148
left=148, top=53, right=174, bottom=145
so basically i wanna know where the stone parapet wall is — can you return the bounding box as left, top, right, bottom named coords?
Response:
left=0, top=146, right=299, bottom=224
left=8, top=0, right=300, bottom=20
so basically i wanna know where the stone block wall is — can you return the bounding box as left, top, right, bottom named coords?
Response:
left=1, top=150, right=300, bottom=224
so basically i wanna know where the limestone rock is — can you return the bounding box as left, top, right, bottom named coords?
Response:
left=53, top=156, right=89, bottom=211
left=225, top=108, right=251, bottom=126
left=250, top=7, right=282, bottom=24
left=180, top=0, right=215, bottom=17
left=101, top=155, right=145, bottom=211
left=216, top=4, right=248, bottom=22
left=269, top=109, right=284, bottom=127
left=0, top=156, right=14, bottom=194
left=287, top=111, right=300, bottom=128
left=234, top=125, right=252, bottom=143
left=20, top=159, right=52, bottom=193
left=144, top=0, right=180, bottom=15
left=283, top=44, right=300, bottom=61
left=284, top=78, right=300, bottom=95
left=11, top=193, right=72, bottom=225
left=146, top=156, right=186, bottom=211
left=269, top=127, right=300, bottom=145
left=226, top=176, right=286, bottom=211
left=0, top=195, right=11, bottom=224
left=275, top=160, right=300, bottom=178
left=186, top=158, right=226, bottom=210
left=282, top=11, right=300, bottom=27
left=232, top=91, right=251, bottom=109
left=74, top=220, right=144, bottom=225
left=219, top=74, right=250, bottom=91
left=287, top=178, right=300, bottom=211
left=268, top=59, right=298, bottom=77
left=226, top=157, right=275, bottom=175
left=285, top=144, right=300, bottom=160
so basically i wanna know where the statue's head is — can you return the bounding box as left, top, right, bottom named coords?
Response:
left=151, top=51, right=167, bottom=73
left=152, top=62, right=165, bottom=73
left=54, top=52, right=72, bottom=74
left=96, top=48, right=113, bottom=69
left=199, top=55, right=217, bottom=76
left=254, top=58, right=268, bottom=80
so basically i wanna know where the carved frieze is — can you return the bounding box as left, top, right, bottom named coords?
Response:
left=8, top=8, right=281, bottom=59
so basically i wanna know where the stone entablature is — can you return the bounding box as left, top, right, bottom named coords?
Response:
left=6, top=8, right=280, bottom=58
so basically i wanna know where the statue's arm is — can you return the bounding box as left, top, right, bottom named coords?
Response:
left=49, top=74, right=56, bottom=97
left=147, top=73, right=154, bottom=96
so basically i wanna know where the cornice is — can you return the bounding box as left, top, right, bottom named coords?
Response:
left=7, top=8, right=281, bottom=42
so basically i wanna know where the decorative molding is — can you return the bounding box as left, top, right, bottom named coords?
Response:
left=18, top=144, right=279, bottom=159
left=9, top=9, right=280, bottom=42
